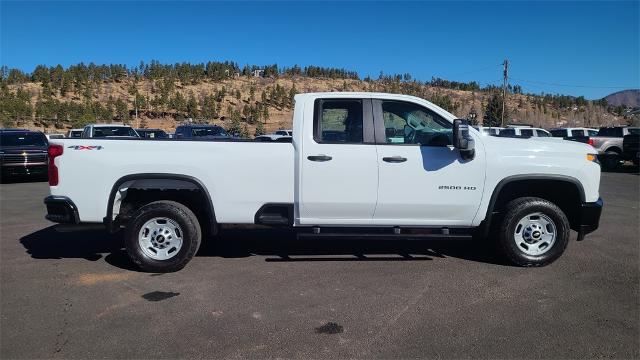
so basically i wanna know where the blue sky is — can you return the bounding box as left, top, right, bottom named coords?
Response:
left=1, top=1, right=638, bottom=99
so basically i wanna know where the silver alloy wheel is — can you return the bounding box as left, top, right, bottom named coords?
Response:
left=138, top=217, right=183, bottom=260
left=513, top=212, right=557, bottom=256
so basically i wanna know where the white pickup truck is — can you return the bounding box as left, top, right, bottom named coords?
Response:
left=44, top=92, right=603, bottom=272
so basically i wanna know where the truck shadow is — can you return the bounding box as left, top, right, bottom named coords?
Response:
left=19, top=225, right=509, bottom=271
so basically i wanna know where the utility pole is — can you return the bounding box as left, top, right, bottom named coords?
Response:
left=501, top=59, right=509, bottom=127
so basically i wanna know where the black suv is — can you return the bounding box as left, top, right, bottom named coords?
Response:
left=0, top=129, right=48, bottom=179
left=174, top=124, right=231, bottom=140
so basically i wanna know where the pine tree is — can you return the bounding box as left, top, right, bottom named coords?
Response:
left=187, top=92, right=199, bottom=118
left=484, top=93, right=506, bottom=127
left=254, top=121, right=265, bottom=137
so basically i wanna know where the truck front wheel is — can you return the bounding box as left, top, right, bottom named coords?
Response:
left=497, top=197, right=570, bottom=267
left=125, top=200, right=202, bottom=272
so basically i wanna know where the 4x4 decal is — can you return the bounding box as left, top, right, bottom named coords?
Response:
left=67, top=145, right=103, bottom=150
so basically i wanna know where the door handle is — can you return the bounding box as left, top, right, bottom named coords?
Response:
left=383, top=156, right=407, bottom=163
left=307, top=154, right=332, bottom=162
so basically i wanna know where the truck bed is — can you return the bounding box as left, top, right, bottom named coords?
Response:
left=50, top=139, right=295, bottom=223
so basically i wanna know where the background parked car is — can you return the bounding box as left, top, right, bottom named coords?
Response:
left=591, top=126, right=640, bottom=169
left=81, top=124, right=140, bottom=138
left=45, top=134, right=65, bottom=140
left=550, top=127, right=598, bottom=137
left=66, top=129, right=83, bottom=138
left=174, top=124, right=231, bottom=140
left=548, top=127, right=597, bottom=145
left=0, top=129, right=48, bottom=180
left=136, top=128, right=169, bottom=139
left=498, top=127, right=551, bottom=138
left=473, top=126, right=503, bottom=136
left=257, top=129, right=293, bottom=141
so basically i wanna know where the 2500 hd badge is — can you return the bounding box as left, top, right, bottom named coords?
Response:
left=438, top=185, right=477, bottom=190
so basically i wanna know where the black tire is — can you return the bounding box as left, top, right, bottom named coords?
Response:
left=601, top=151, right=621, bottom=171
left=496, top=197, right=570, bottom=267
left=125, top=200, right=201, bottom=272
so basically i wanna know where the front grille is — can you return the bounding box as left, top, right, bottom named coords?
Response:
left=2, top=153, right=47, bottom=164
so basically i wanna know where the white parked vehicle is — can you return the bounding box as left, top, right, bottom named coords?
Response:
left=81, top=124, right=140, bottom=138
left=473, top=126, right=503, bottom=136
left=45, top=92, right=603, bottom=272
left=257, top=129, right=293, bottom=141
left=45, top=134, right=65, bottom=140
left=66, top=129, right=83, bottom=138
left=500, top=127, right=551, bottom=138
left=550, top=128, right=598, bottom=138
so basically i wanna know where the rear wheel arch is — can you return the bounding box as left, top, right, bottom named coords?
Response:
left=105, top=173, right=217, bottom=235
left=604, top=146, right=622, bottom=154
left=481, top=175, right=585, bottom=237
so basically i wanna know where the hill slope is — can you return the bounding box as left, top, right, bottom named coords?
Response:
left=1, top=62, right=631, bottom=135
left=604, top=89, right=640, bottom=108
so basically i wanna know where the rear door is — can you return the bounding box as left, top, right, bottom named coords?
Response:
left=372, top=99, right=485, bottom=226
left=298, top=98, right=379, bottom=225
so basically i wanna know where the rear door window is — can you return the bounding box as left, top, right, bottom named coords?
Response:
left=315, top=99, right=364, bottom=143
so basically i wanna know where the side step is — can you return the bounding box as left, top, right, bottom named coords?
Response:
left=296, top=227, right=473, bottom=240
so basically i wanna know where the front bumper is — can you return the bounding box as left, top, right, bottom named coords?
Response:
left=576, top=197, right=603, bottom=241
left=1, top=164, right=47, bottom=176
left=44, top=196, right=80, bottom=224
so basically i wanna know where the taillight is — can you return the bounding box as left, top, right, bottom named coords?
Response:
left=587, top=138, right=594, bottom=147
left=48, top=144, right=64, bottom=186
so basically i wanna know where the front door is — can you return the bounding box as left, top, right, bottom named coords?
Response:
left=372, top=99, right=485, bottom=226
left=298, top=98, right=379, bottom=225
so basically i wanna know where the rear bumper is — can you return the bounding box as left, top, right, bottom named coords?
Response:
left=576, top=197, right=603, bottom=240
left=44, top=196, right=80, bottom=224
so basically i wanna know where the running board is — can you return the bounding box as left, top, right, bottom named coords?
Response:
left=297, top=232, right=472, bottom=240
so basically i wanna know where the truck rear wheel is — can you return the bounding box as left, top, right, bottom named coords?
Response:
left=497, top=197, right=570, bottom=267
left=125, top=200, right=201, bottom=272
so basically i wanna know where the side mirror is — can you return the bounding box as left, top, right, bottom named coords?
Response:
left=453, top=119, right=475, bottom=160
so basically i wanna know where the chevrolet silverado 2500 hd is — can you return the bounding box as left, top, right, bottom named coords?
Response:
left=44, top=92, right=603, bottom=272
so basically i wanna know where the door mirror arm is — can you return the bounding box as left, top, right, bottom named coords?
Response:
left=453, top=119, right=475, bottom=160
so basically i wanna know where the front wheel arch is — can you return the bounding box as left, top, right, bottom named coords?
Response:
left=480, top=175, right=584, bottom=239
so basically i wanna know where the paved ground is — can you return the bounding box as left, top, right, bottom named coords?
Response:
left=1, top=171, right=638, bottom=359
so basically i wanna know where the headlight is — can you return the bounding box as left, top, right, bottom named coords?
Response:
left=587, top=153, right=599, bottom=164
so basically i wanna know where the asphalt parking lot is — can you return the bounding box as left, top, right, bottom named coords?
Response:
left=1, top=171, right=638, bottom=359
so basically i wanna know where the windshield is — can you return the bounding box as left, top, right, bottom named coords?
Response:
left=629, top=128, right=640, bottom=135
left=550, top=129, right=566, bottom=137
left=1, top=133, right=47, bottom=147
left=191, top=127, right=228, bottom=137
left=68, top=130, right=82, bottom=138
left=93, top=127, right=138, bottom=138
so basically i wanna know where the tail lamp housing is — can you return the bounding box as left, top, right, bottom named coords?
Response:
left=48, top=144, right=64, bottom=186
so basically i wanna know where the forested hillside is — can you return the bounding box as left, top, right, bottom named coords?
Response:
left=0, top=61, right=633, bottom=136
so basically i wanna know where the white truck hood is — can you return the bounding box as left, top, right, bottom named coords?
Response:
left=482, top=135, right=595, bottom=156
